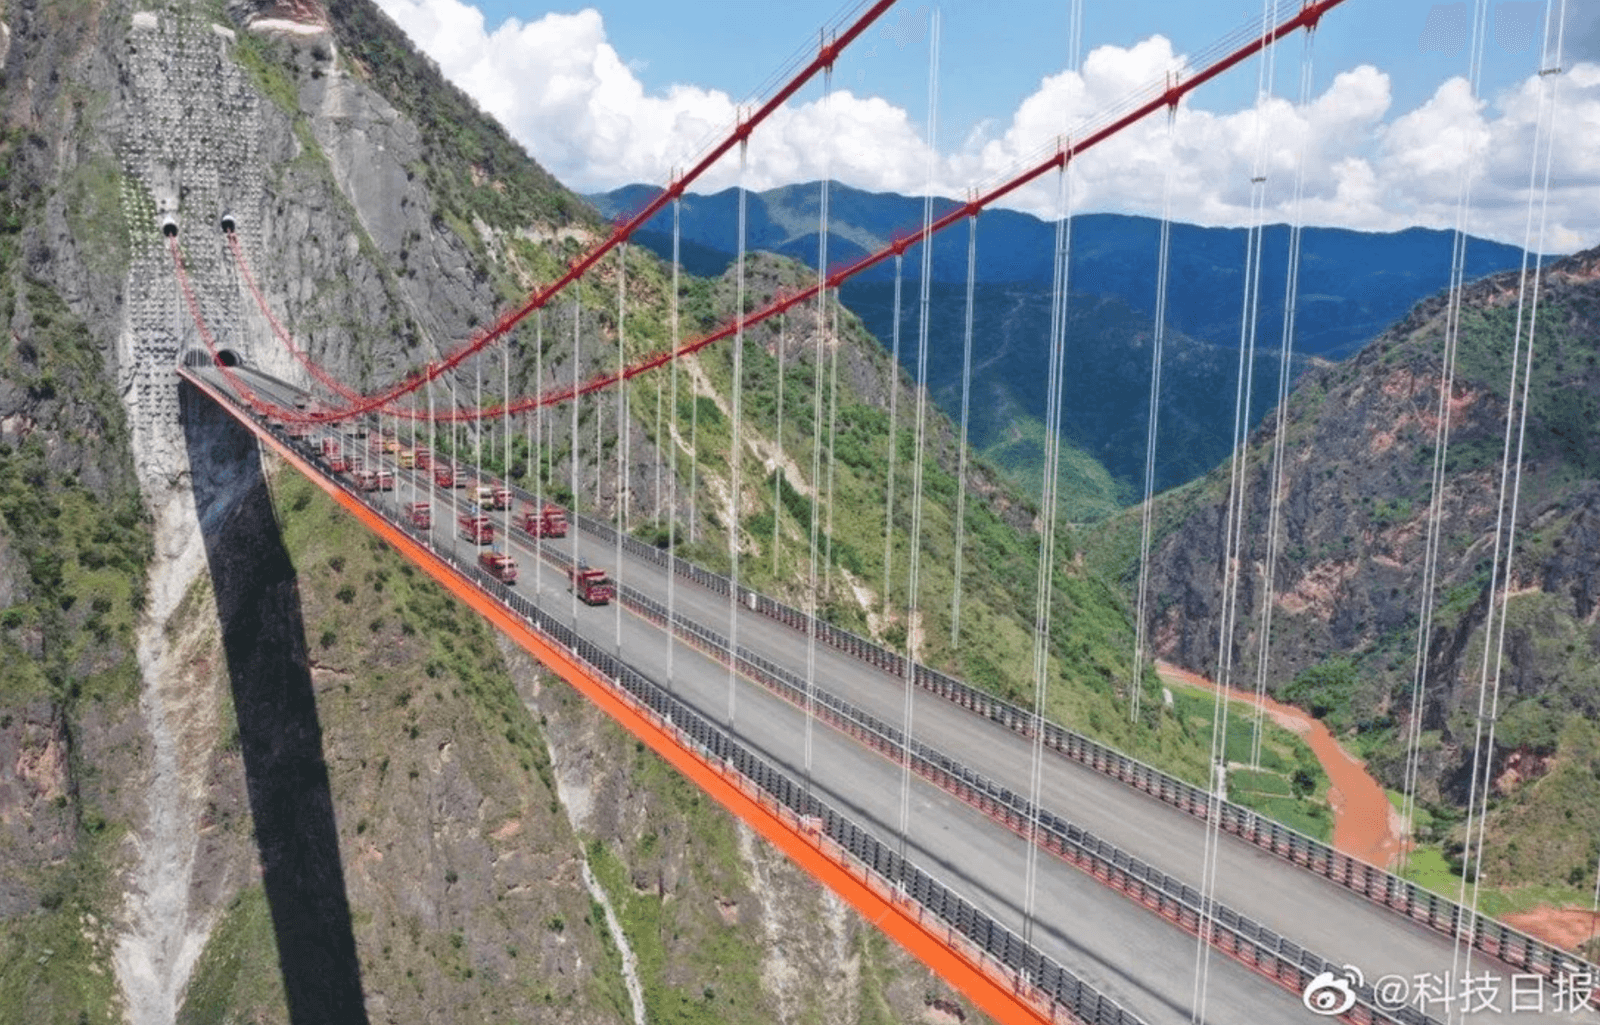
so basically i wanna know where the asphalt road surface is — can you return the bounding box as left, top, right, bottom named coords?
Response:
left=197, top=366, right=1596, bottom=1025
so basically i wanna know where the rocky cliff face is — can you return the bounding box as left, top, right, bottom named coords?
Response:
left=0, top=0, right=1006, bottom=1019
left=1125, top=246, right=1600, bottom=887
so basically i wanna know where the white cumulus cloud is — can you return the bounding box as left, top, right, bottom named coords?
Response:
left=370, top=0, right=1600, bottom=249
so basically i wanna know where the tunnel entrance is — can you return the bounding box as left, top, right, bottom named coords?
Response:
left=181, top=348, right=242, bottom=368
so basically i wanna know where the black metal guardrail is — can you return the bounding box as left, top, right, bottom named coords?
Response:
left=186, top=368, right=1141, bottom=1025
left=211, top=367, right=1598, bottom=1016
left=308, top=440, right=1427, bottom=1025
left=609, top=581, right=1431, bottom=1025
left=515, top=478, right=1600, bottom=1003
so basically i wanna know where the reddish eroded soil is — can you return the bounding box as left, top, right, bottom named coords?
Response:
left=1156, top=661, right=1403, bottom=869
left=1502, top=906, right=1600, bottom=954
left=1153, top=664, right=1600, bottom=954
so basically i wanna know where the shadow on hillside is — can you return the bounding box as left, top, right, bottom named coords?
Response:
left=181, top=382, right=369, bottom=1024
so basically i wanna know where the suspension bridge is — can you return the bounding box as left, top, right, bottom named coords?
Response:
left=131, top=0, right=1600, bottom=1022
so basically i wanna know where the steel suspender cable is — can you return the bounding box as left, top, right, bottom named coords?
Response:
left=805, top=66, right=833, bottom=787
left=233, top=0, right=899, bottom=428
left=654, top=377, right=663, bottom=528
left=883, top=254, right=905, bottom=618
left=824, top=304, right=840, bottom=597
left=503, top=329, right=511, bottom=586
left=899, top=7, right=939, bottom=863
left=1025, top=158, right=1073, bottom=948
left=1194, top=9, right=1276, bottom=1020
left=448, top=368, right=462, bottom=571
left=679, top=200, right=698, bottom=547
left=1403, top=0, right=1490, bottom=884
left=772, top=315, right=786, bottom=576
left=1132, top=102, right=1176, bottom=726
left=616, top=244, right=628, bottom=656
left=571, top=295, right=582, bottom=627
left=728, top=140, right=749, bottom=727
left=1459, top=4, right=1566, bottom=1004
left=951, top=212, right=976, bottom=647
left=1248, top=28, right=1316, bottom=769
left=427, top=364, right=436, bottom=547
left=669, top=196, right=682, bottom=691
left=1024, top=0, right=1082, bottom=947
left=222, top=1, right=1349, bottom=433
left=535, top=311, right=544, bottom=605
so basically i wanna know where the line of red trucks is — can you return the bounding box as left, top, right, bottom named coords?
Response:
left=305, top=436, right=608, bottom=605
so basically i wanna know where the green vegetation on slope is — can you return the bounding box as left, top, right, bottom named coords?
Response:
left=1166, top=684, right=1333, bottom=842
left=177, top=468, right=620, bottom=1023
left=0, top=132, right=149, bottom=1024
left=506, top=247, right=1291, bottom=791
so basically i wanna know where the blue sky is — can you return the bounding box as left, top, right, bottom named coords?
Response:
left=517, top=0, right=1562, bottom=138
left=372, top=0, right=1600, bottom=246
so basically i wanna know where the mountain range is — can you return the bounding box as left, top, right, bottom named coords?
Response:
left=591, top=183, right=1542, bottom=512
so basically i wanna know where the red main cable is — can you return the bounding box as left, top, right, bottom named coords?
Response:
left=204, top=0, right=1344, bottom=424
left=216, top=0, right=900, bottom=425
left=170, top=237, right=285, bottom=416
left=227, top=231, right=363, bottom=404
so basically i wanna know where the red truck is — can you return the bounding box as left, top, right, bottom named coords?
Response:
left=434, top=463, right=467, bottom=489
left=352, top=468, right=380, bottom=491
left=377, top=469, right=395, bottom=491
left=413, top=447, right=433, bottom=470
left=568, top=562, right=613, bottom=606
left=521, top=504, right=568, bottom=538
left=407, top=502, right=431, bottom=529
left=320, top=438, right=350, bottom=474
left=479, top=549, right=518, bottom=584
left=459, top=513, right=494, bottom=545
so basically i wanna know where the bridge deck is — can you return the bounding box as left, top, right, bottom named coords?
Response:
left=187, top=365, right=1596, bottom=1025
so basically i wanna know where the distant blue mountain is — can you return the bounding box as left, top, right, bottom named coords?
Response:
left=591, top=181, right=1534, bottom=359
left=589, top=182, right=1544, bottom=504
